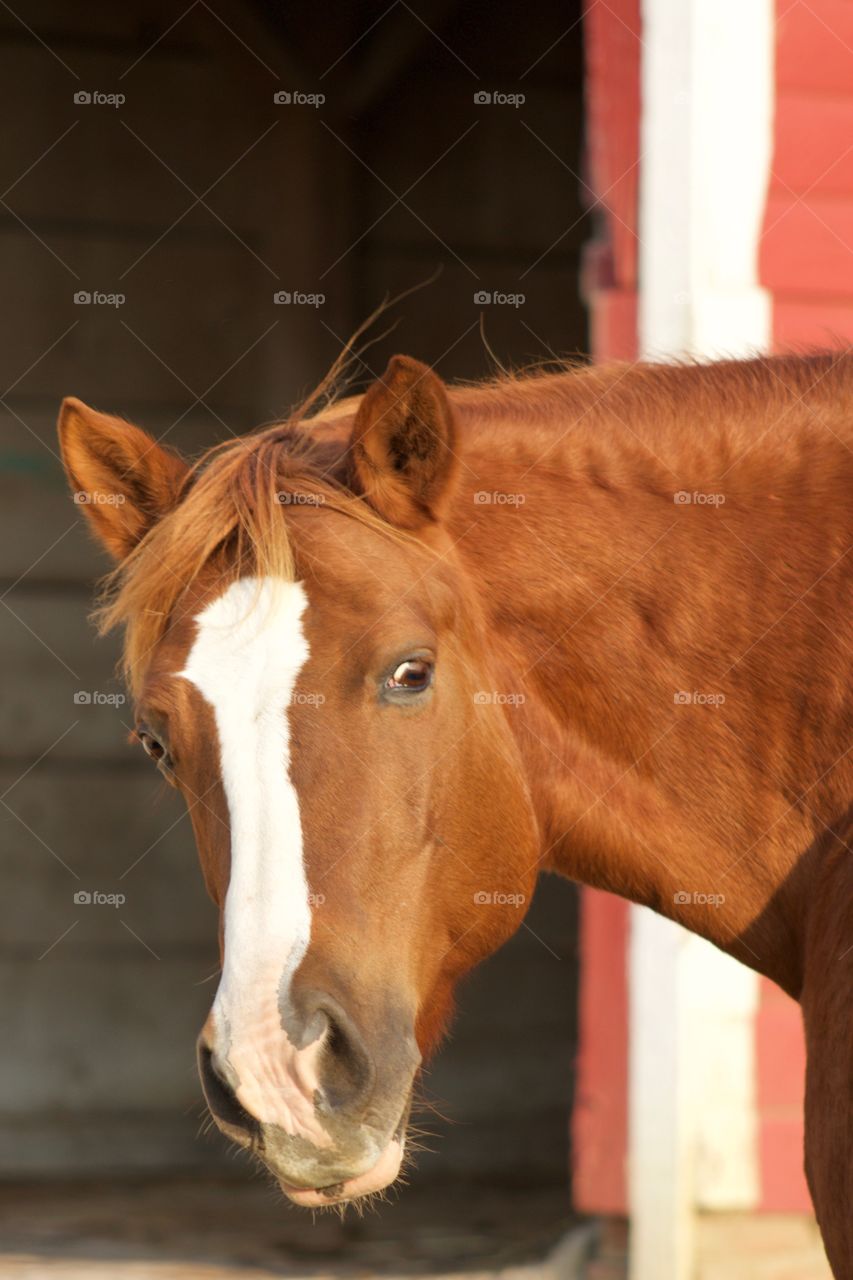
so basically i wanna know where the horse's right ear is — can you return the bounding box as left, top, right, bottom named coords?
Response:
left=348, top=355, right=459, bottom=530
left=57, top=398, right=189, bottom=562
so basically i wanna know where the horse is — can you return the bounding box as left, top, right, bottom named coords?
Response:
left=58, top=351, right=852, bottom=1275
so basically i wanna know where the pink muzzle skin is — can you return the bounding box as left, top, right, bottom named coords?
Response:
left=279, top=1135, right=405, bottom=1207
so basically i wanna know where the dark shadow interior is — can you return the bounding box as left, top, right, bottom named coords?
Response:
left=0, top=0, right=589, bottom=1267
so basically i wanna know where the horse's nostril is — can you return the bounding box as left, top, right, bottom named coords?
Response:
left=197, top=1040, right=258, bottom=1141
left=309, top=996, right=375, bottom=1115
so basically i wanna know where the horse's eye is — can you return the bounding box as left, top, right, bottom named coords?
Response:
left=386, top=659, right=433, bottom=693
left=138, top=730, right=165, bottom=762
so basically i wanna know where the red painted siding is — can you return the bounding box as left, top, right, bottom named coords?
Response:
left=772, top=96, right=853, bottom=195
left=755, top=979, right=812, bottom=1213
left=755, top=0, right=853, bottom=1212
left=574, top=0, right=846, bottom=1222
left=573, top=888, right=630, bottom=1213
left=761, top=0, right=853, bottom=345
left=775, top=1, right=853, bottom=95
left=773, top=298, right=853, bottom=349
left=572, top=0, right=639, bottom=1217
left=762, top=196, right=853, bottom=297
left=582, top=0, right=640, bottom=363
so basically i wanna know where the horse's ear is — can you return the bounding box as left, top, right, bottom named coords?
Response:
left=58, top=397, right=188, bottom=562
left=348, top=355, right=459, bottom=530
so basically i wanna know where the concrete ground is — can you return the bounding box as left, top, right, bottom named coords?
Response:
left=0, top=1177, right=583, bottom=1279
left=695, top=1213, right=832, bottom=1280
left=0, top=1180, right=832, bottom=1279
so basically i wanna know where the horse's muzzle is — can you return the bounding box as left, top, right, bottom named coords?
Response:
left=196, top=1005, right=418, bottom=1204
left=277, top=1131, right=406, bottom=1207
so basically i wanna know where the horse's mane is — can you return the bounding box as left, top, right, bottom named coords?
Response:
left=99, top=348, right=853, bottom=695
left=451, top=349, right=853, bottom=432
left=97, top=413, right=416, bottom=694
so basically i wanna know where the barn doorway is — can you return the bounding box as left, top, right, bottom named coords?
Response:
left=0, top=0, right=589, bottom=1272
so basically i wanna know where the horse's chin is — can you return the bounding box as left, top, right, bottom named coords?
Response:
left=278, top=1135, right=405, bottom=1207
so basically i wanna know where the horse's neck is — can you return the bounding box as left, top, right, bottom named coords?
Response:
left=450, top=402, right=853, bottom=996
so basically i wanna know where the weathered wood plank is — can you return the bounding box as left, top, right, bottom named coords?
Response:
left=0, top=766, right=216, bottom=949
left=0, top=954, right=215, bottom=1110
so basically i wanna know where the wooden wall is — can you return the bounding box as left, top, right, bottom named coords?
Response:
left=754, top=0, right=853, bottom=1214
left=761, top=0, right=853, bottom=348
left=571, top=0, right=639, bottom=1217
left=0, top=0, right=348, bottom=1174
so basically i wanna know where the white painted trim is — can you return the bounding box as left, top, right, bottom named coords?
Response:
left=683, top=937, right=760, bottom=1211
left=632, top=1, right=774, bottom=1277
left=628, top=910, right=695, bottom=1280
left=639, top=0, right=774, bottom=361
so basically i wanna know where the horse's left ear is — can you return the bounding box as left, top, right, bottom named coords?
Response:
left=348, top=355, right=459, bottom=530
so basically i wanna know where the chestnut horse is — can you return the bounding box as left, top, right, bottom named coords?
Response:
left=59, top=352, right=852, bottom=1274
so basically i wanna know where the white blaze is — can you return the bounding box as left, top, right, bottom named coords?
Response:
left=181, top=576, right=327, bottom=1142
